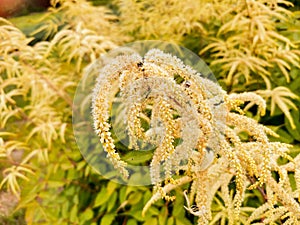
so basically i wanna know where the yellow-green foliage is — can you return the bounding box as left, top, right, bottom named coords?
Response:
left=117, top=0, right=300, bottom=129
left=199, top=0, right=300, bottom=129
left=0, top=1, right=122, bottom=224
left=0, top=0, right=118, bottom=195
left=0, top=0, right=300, bottom=224
left=115, top=0, right=207, bottom=42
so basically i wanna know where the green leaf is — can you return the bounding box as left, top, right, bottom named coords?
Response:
left=121, top=150, right=153, bottom=164
left=127, top=219, right=138, bottom=225
left=94, top=187, right=110, bottom=207
left=147, top=206, right=160, bottom=216
left=64, top=186, right=75, bottom=196
left=119, top=186, right=127, bottom=203
left=127, top=210, right=145, bottom=222
left=73, top=195, right=79, bottom=204
left=107, top=181, right=118, bottom=195
left=143, top=190, right=152, bottom=205
left=100, top=213, right=115, bottom=225
left=158, top=207, right=168, bottom=225
left=268, top=127, right=294, bottom=144
left=276, top=129, right=294, bottom=144
left=70, top=204, right=78, bottom=223
left=290, top=145, right=300, bottom=158
left=128, top=173, right=150, bottom=185
left=172, top=190, right=184, bottom=217
left=285, top=109, right=300, bottom=141
left=175, top=217, right=193, bottom=225
left=46, top=180, right=65, bottom=188
left=143, top=217, right=158, bottom=225
left=125, top=186, right=137, bottom=197
left=128, top=191, right=143, bottom=205
left=288, top=173, right=297, bottom=191
left=80, top=208, right=94, bottom=221
left=61, top=202, right=69, bottom=219
left=167, top=217, right=175, bottom=225
left=107, top=192, right=118, bottom=212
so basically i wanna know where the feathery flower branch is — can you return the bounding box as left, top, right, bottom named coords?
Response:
left=91, top=47, right=299, bottom=224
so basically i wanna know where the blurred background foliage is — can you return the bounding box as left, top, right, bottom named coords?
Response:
left=0, top=0, right=300, bottom=224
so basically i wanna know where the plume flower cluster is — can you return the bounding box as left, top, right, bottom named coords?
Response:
left=91, top=49, right=299, bottom=224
